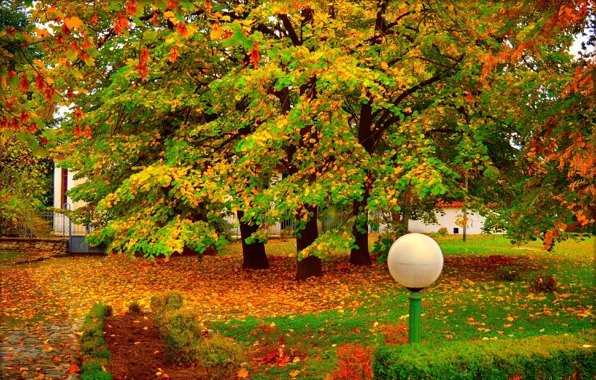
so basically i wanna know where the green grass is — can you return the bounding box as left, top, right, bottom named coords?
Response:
left=212, top=235, right=595, bottom=379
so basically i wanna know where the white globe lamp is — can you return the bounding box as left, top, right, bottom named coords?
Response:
left=387, top=233, right=443, bottom=343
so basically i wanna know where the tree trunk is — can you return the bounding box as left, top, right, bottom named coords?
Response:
left=350, top=100, right=374, bottom=266
left=350, top=194, right=372, bottom=265
left=237, top=210, right=269, bottom=270
left=296, top=206, right=322, bottom=280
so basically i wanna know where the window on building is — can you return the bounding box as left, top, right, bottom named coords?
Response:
left=453, top=227, right=459, bottom=234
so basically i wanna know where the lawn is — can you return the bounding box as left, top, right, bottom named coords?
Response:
left=0, top=235, right=594, bottom=379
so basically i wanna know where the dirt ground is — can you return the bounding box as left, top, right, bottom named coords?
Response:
left=104, top=312, right=206, bottom=379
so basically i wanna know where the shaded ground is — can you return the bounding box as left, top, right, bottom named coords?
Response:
left=105, top=312, right=205, bottom=380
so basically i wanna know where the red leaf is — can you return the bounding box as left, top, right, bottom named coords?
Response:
left=20, top=111, right=30, bottom=124
left=90, top=15, right=99, bottom=25
left=206, top=0, right=212, bottom=12
left=69, top=363, right=81, bottom=373
left=84, top=125, right=92, bottom=139
left=140, top=48, right=149, bottom=64
left=18, top=73, right=29, bottom=92
left=126, top=0, right=137, bottom=16
left=35, top=74, right=45, bottom=90
left=250, top=42, right=260, bottom=68
left=176, top=23, right=189, bottom=38
left=74, top=125, right=82, bottom=137
left=75, top=108, right=84, bottom=119
left=114, top=14, right=130, bottom=35
left=166, top=0, right=179, bottom=10
left=41, top=137, right=48, bottom=145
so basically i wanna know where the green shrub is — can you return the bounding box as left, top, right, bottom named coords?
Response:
left=151, top=292, right=184, bottom=319
left=529, top=272, right=557, bottom=293
left=80, top=304, right=112, bottom=380
left=438, top=227, right=449, bottom=236
left=81, top=369, right=112, bottom=380
left=373, top=331, right=596, bottom=379
left=161, top=309, right=204, bottom=363
left=196, top=334, right=242, bottom=379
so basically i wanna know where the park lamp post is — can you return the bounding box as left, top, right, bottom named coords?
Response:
left=387, top=233, right=444, bottom=344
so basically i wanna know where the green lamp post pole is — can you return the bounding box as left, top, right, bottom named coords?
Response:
left=387, top=233, right=443, bottom=345
left=408, top=290, right=423, bottom=343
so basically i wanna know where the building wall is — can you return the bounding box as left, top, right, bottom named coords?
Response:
left=53, top=163, right=86, bottom=210
left=407, top=208, right=487, bottom=234
left=53, top=164, right=87, bottom=235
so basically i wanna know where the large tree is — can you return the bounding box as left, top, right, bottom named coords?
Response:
left=28, top=0, right=594, bottom=279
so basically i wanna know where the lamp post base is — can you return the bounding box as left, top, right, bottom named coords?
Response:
left=408, top=291, right=422, bottom=343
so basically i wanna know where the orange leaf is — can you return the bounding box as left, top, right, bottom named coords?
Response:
left=64, top=17, right=84, bottom=30
left=51, top=356, right=62, bottom=362
left=68, top=364, right=80, bottom=373
left=168, top=46, right=180, bottom=63
left=166, top=0, right=179, bottom=10
left=290, top=369, right=300, bottom=377
left=176, top=23, right=189, bottom=38
left=237, top=368, right=249, bottom=378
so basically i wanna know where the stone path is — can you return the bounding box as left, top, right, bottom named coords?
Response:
left=1, top=320, right=82, bottom=380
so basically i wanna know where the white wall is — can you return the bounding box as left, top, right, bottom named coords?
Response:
left=53, top=163, right=86, bottom=211
left=408, top=208, right=486, bottom=234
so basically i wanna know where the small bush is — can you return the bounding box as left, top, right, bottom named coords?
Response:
left=331, top=343, right=374, bottom=380
left=497, top=267, right=524, bottom=282
left=529, top=272, right=557, bottom=293
left=438, top=227, right=449, bottom=236
left=80, top=304, right=112, bottom=380
left=128, top=301, right=141, bottom=313
left=161, top=309, right=204, bottom=363
left=81, top=370, right=112, bottom=380
left=373, top=331, right=596, bottom=379
left=151, top=292, right=184, bottom=318
left=196, top=334, right=242, bottom=379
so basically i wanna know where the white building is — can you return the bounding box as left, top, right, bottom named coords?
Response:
left=407, top=203, right=487, bottom=235
left=53, top=162, right=487, bottom=237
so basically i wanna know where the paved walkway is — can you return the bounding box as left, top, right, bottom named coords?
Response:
left=0, top=320, right=82, bottom=380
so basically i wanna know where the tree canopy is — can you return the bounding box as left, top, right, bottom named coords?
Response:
left=1, top=0, right=594, bottom=278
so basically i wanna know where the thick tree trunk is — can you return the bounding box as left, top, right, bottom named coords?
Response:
left=237, top=210, right=269, bottom=270
left=350, top=194, right=372, bottom=265
left=296, top=206, right=323, bottom=280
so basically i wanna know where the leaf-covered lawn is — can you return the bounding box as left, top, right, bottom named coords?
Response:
left=1, top=235, right=594, bottom=378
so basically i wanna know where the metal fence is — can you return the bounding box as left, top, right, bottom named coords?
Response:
left=223, top=213, right=386, bottom=237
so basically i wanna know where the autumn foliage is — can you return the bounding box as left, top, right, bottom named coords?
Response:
left=331, top=343, right=374, bottom=380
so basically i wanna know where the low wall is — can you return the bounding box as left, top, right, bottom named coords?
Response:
left=0, top=237, right=68, bottom=256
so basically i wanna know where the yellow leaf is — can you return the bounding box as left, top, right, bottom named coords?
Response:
left=64, top=17, right=84, bottom=30
left=210, top=23, right=224, bottom=40
left=290, top=370, right=300, bottom=377
left=380, top=62, right=389, bottom=70
left=237, top=368, right=249, bottom=378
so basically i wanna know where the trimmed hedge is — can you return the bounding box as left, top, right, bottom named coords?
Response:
left=151, top=293, right=242, bottom=376
left=80, top=303, right=113, bottom=380
left=373, top=331, right=596, bottom=379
